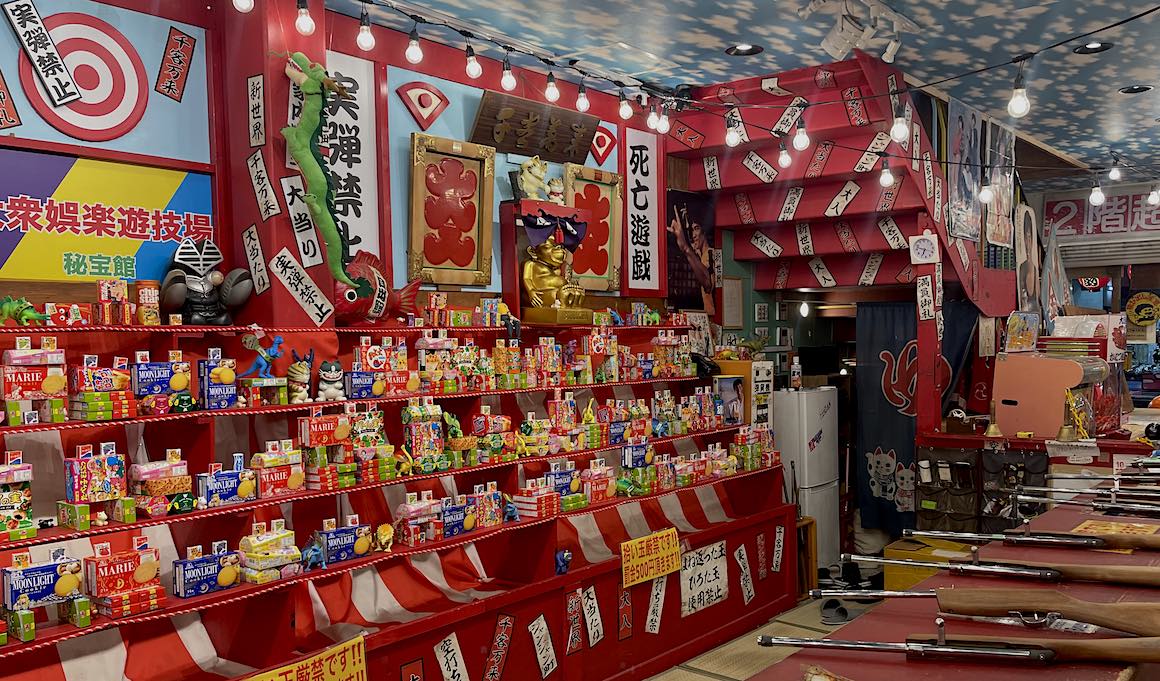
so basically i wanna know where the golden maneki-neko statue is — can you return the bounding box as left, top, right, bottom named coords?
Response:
left=519, top=207, right=593, bottom=325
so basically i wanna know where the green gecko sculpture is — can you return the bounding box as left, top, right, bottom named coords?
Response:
left=0, top=296, right=49, bottom=326
left=280, top=52, right=367, bottom=295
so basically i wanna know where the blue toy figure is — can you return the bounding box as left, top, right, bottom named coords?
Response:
left=607, top=307, right=624, bottom=326
left=300, top=535, right=327, bottom=571
left=503, top=494, right=521, bottom=523
left=555, top=549, right=573, bottom=575
left=239, top=334, right=284, bottom=379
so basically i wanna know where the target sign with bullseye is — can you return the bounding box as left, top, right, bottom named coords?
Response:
left=18, top=12, right=148, bottom=141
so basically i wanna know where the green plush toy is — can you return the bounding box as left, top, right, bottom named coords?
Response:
left=281, top=52, right=367, bottom=295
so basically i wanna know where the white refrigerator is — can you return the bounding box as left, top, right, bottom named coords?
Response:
left=774, top=386, right=840, bottom=569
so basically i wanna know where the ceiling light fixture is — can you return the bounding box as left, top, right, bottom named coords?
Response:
left=232, top=0, right=254, bottom=12
left=792, top=118, right=810, bottom=151
left=1149, top=186, right=1160, bottom=206
left=646, top=105, right=659, bottom=130
left=618, top=91, right=633, bottom=120
left=1119, top=85, right=1154, bottom=94
left=544, top=72, right=560, bottom=102
left=1108, top=165, right=1122, bottom=182
left=1007, top=63, right=1031, bottom=118
left=799, top=301, right=810, bottom=317
left=1073, top=40, right=1114, bottom=54
left=724, top=124, right=742, bottom=148
left=356, top=4, right=376, bottom=51
left=500, top=55, right=516, bottom=91
left=878, top=159, right=894, bottom=187
left=881, top=38, right=901, bottom=63
left=1089, top=177, right=1106, bottom=206
left=889, top=105, right=908, bottom=143
left=725, top=43, right=764, bottom=56
left=778, top=140, right=792, bottom=168
left=575, top=83, right=590, bottom=112
left=978, top=171, right=995, bottom=204
left=404, top=25, right=423, bottom=64
left=656, top=109, right=671, bottom=134
left=464, top=45, right=482, bottom=78
left=294, top=0, right=315, bottom=36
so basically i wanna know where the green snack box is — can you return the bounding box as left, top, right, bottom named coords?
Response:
left=57, top=501, right=91, bottom=530
left=7, top=608, right=34, bottom=642
left=110, top=497, right=136, bottom=523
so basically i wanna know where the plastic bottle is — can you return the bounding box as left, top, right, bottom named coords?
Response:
left=789, top=357, right=802, bottom=389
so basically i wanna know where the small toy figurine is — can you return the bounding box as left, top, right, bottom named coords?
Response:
left=518, top=155, right=549, bottom=200
left=523, top=231, right=587, bottom=310
left=503, top=494, right=520, bottom=523
left=335, top=251, right=422, bottom=324
left=0, top=296, right=49, bottom=326
left=607, top=308, right=625, bottom=326
left=239, top=334, right=284, bottom=379
left=300, top=536, right=327, bottom=571
left=316, top=360, right=345, bottom=401
left=645, top=309, right=661, bottom=325
left=563, top=340, right=578, bottom=367
left=396, top=447, right=414, bottom=476
left=546, top=176, right=565, bottom=205
left=287, top=348, right=315, bottom=404
left=555, top=549, right=573, bottom=575
left=498, top=302, right=521, bottom=340
left=444, top=412, right=464, bottom=438
left=92, top=511, right=109, bottom=527
left=160, top=238, right=253, bottom=325
left=373, top=523, right=395, bottom=552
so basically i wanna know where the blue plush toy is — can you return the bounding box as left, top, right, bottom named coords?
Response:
left=301, top=536, right=327, bottom=571
left=555, top=549, right=573, bottom=575
left=503, top=495, right=521, bottom=523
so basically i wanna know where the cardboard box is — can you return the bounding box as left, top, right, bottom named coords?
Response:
left=882, top=537, right=971, bottom=591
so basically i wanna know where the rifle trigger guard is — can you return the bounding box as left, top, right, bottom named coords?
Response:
left=1008, top=610, right=1060, bottom=628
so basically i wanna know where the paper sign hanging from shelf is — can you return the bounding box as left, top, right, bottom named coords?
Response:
left=779, top=187, right=803, bottom=221
left=773, top=525, right=785, bottom=573
left=645, top=576, right=666, bottom=634
left=750, top=231, right=783, bottom=259
left=795, top=223, right=814, bottom=256
left=241, top=225, right=270, bottom=294
left=484, top=614, right=514, bottom=679
left=582, top=585, right=605, bottom=646
left=618, top=588, right=632, bottom=640
left=756, top=533, right=768, bottom=580
left=434, top=632, right=468, bottom=681
left=269, top=247, right=334, bottom=325
left=734, top=544, right=756, bottom=605
left=703, top=155, right=721, bottom=189
left=565, top=590, right=584, bottom=654
left=681, top=541, right=728, bottom=616
left=528, top=613, right=558, bottom=678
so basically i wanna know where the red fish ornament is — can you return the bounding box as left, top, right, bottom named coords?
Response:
left=334, top=251, right=421, bottom=324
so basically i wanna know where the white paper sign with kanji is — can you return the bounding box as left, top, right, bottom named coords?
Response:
left=724, top=107, right=750, bottom=143
left=809, top=257, right=837, bottom=287
left=4, top=0, right=79, bottom=107
left=743, top=150, right=778, bottom=184
left=269, top=247, right=334, bottom=325
left=703, top=155, right=721, bottom=190
left=279, top=175, right=324, bottom=268
left=795, top=223, right=814, bottom=255
left=681, top=541, right=729, bottom=616
left=528, top=614, right=558, bottom=678
left=241, top=224, right=270, bottom=294
left=734, top=545, right=756, bottom=605
left=825, top=181, right=860, bottom=217
left=434, top=632, right=469, bottom=681
left=323, top=50, right=380, bottom=260
left=773, top=526, right=785, bottom=572
left=860, top=253, right=883, bottom=286
left=854, top=132, right=891, bottom=173
left=749, top=231, right=783, bottom=259
left=246, top=74, right=265, bottom=147
left=646, top=576, right=666, bottom=634
left=246, top=150, right=282, bottom=221
left=626, top=127, right=661, bottom=292
left=771, top=96, right=808, bottom=136
left=878, top=216, right=907, bottom=249
left=779, top=187, right=803, bottom=221
left=917, top=275, right=935, bottom=320
left=581, top=585, right=604, bottom=647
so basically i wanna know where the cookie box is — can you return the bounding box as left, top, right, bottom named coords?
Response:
left=241, top=546, right=301, bottom=570
left=69, top=366, right=131, bottom=393
left=239, top=528, right=295, bottom=554
left=315, top=525, right=372, bottom=563
left=173, top=551, right=242, bottom=598
left=6, top=608, right=33, bottom=642
left=98, top=597, right=165, bottom=619
left=2, top=557, right=84, bottom=609
left=249, top=449, right=302, bottom=468
left=129, top=459, right=189, bottom=481
left=298, top=414, right=354, bottom=447
left=0, top=462, right=31, bottom=485
left=83, top=548, right=161, bottom=598
left=57, top=501, right=90, bottom=530
left=198, top=469, right=258, bottom=506
left=241, top=566, right=281, bottom=584
left=130, top=475, right=192, bottom=496
left=3, top=349, right=65, bottom=366
left=130, top=361, right=182, bottom=396
left=3, top=366, right=67, bottom=400
left=197, top=359, right=238, bottom=409
left=64, top=453, right=127, bottom=503
left=257, top=464, right=305, bottom=498
left=58, top=595, right=91, bottom=627
left=94, top=583, right=165, bottom=607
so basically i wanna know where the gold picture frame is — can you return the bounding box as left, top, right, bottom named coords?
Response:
left=563, top=163, right=622, bottom=292
left=409, top=132, right=496, bottom=286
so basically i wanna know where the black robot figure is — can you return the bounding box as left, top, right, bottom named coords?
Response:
left=160, top=239, right=253, bottom=325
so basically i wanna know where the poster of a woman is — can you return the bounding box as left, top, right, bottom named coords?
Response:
left=1014, top=204, right=1041, bottom=316
left=947, top=99, right=982, bottom=241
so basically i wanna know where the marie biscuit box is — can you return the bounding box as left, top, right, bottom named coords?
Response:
left=2, top=557, right=84, bottom=610
left=257, top=464, right=305, bottom=498
left=2, top=365, right=68, bottom=400
left=83, top=549, right=161, bottom=599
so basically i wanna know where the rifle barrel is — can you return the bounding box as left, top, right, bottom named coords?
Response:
left=811, top=589, right=933, bottom=599
left=842, top=553, right=1059, bottom=580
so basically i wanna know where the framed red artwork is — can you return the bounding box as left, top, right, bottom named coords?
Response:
left=564, top=163, right=622, bottom=292
left=408, top=132, right=496, bottom=286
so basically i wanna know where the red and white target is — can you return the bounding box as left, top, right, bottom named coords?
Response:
left=18, top=12, right=147, bottom=142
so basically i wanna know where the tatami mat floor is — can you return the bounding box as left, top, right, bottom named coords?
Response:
left=648, top=600, right=848, bottom=681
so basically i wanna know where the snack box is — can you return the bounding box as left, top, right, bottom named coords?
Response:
left=0, top=462, right=32, bottom=485
left=344, top=371, right=383, bottom=400
left=64, top=453, right=127, bottom=503
left=3, top=557, right=84, bottom=609
left=57, top=501, right=90, bottom=530
left=3, top=365, right=67, bottom=400
left=135, top=492, right=195, bottom=518
left=241, top=566, right=280, bottom=584
left=298, top=414, right=354, bottom=448
left=241, top=546, right=301, bottom=570
left=440, top=501, right=478, bottom=537
left=34, top=398, right=67, bottom=424
left=3, top=349, right=66, bottom=366
left=239, top=528, right=296, bottom=554
left=110, top=497, right=136, bottom=523
left=258, top=464, right=305, bottom=498
left=197, top=359, right=238, bottom=409
left=97, top=598, right=165, bottom=619
left=130, top=476, right=192, bottom=496
left=71, top=390, right=134, bottom=404
left=130, top=361, right=183, bottom=396
left=198, top=469, right=258, bottom=506
left=173, top=551, right=242, bottom=598
left=316, top=525, right=373, bottom=563
left=94, top=584, right=165, bottom=608
left=6, top=608, right=33, bottom=642
left=58, top=595, right=91, bottom=627
left=83, top=548, right=161, bottom=598
left=129, top=459, right=189, bottom=481
left=69, top=366, right=131, bottom=393
left=249, top=449, right=302, bottom=468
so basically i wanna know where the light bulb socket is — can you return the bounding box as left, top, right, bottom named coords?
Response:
left=359, top=5, right=370, bottom=27
left=297, top=0, right=308, bottom=9
left=547, top=72, right=556, bottom=86
left=465, top=45, right=476, bottom=60
left=408, top=27, right=420, bottom=42
left=618, top=90, right=626, bottom=103
left=796, top=118, right=805, bottom=131
left=502, top=55, right=511, bottom=71
left=778, top=140, right=787, bottom=152
left=1012, top=71, right=1025, bottom=90
left=578, top=83, right=587, bottom=96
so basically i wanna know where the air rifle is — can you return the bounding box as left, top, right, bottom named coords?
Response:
left=810, top=587, right=1160, bottom=636
left=843, top=552, right=1160, bottom=588
left=1016, top=493, right=1160, bottom=517
left=903, top=527, right=1160, bottom=551
left=757, top=618, right=1160, bottom=665
left=1018, top=484, right=1160, bottom=502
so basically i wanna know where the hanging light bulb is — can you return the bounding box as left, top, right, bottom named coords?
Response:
left=618, top=91, right=633, bottom=120
left=889, top=112, right=909, bottom=143
left=646, top=105, right=659, bottom=130
left=724, top=126, right=741, bottom=148
left=792, top=118, right=810, bottom=151
left=839, top=367, right=848, bottom=376
left=575, top=83, right=590, bottom=112
left=1108, top=165, right=1122, bottom=181
left=1089, top=178, right=1106, bottom=206
left=500, top=55, right=517, bottom=91
left=1149, top=187, right=1160, bottom=206
left=544, top=72, right=560, bottom=102
left=232, top=0, right=254, bottom=13
left=294, top=0, right=315, bottom=36
left=878, top=159, right=895, bottom=188
left=978, top=174, right=995, bottom=204
left=464, top=45, right=482, bottom=79
left=656, top=108, right=671, bottom=134
left=799, top=301, right=810, bottom=317
left=355, top=5, right=375, bottom=52
left=404, top=26, right=423, bottom=64
left=1007, top=70, right=1030, bottom=118
left=777, top=140, right=792, bottom=169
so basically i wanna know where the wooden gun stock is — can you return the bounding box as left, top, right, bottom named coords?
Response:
left=935, top=588, right=1160, bottom=636
left=914, top=635, right=1160, bottom=664
left=1089, top=532, right=1160, bottom=551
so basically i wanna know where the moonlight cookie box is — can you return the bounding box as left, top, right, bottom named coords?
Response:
left=2, top=557, right=84, bottom=610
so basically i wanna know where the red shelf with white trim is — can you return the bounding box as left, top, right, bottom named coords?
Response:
left=0, top=375, right=705, bottom=435
left=0, top=425, right=743, bottom=552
